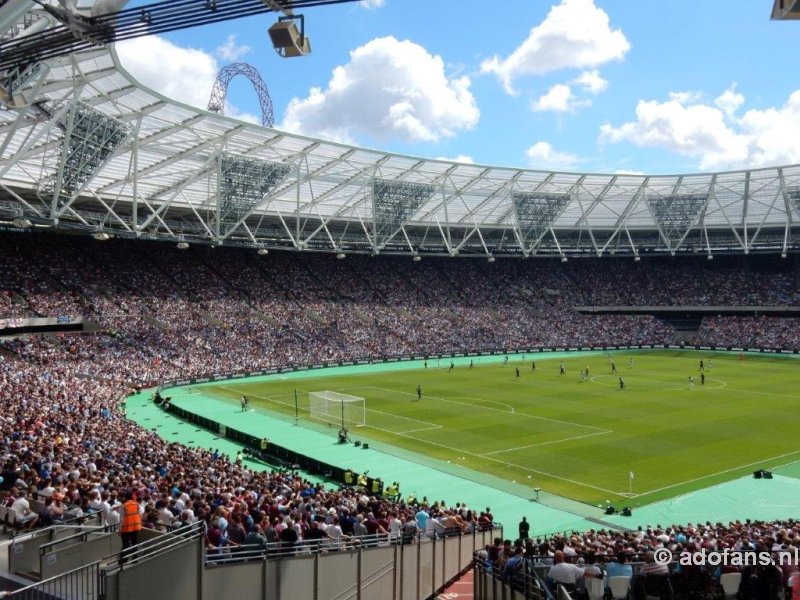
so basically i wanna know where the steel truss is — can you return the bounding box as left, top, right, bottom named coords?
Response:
left=0, top=22, right=798, bottom=257
left=512, top=191, right=571, bottom=254
left=42, top=100, right=130, bottom=215
left=217, top=153, right=289, bottom=235
left=372, top=179, right=434, bottom=249
left=645, top=193, right=708, bottom=252
left=207, top=63, right=275, bottom=128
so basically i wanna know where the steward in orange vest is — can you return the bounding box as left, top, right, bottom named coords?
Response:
left=119, top=491, right=142, bottom=557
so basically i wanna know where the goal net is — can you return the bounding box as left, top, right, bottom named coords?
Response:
left=308, top=391, right=366, bottom=427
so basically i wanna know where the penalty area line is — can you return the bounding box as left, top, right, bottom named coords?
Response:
left=481, top=430, right=613, bottom=456
left=629, top=448, right=800, bottom=498
left=385, top=429, right=627, bottom=497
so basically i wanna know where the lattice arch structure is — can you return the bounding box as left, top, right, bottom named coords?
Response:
left=207, top=63, right=274, bottom=127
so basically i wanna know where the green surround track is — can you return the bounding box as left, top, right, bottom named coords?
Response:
left=125, top=351, right=800, bottom=535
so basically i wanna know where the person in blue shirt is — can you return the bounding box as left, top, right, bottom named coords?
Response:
left=415, top=507, right=429, bottom=530
left=503, top=547, right=526, bottom=588
left=604, top=552, right=633, bottom=587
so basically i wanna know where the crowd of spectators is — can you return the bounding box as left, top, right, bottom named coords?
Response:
left=484, top=519, right=800, bottom=600
left=1, top=232, right=799, bottom=569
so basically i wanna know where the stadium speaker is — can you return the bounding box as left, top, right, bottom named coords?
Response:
left=763, top=470, right=773, bottom=479
left=363, top=443, right=369, bottom=450
left=605, top=506, right=616, bottom=515
left=753, top=469, right=763, bottom=479
left=268, top=17, right=312, bottom=58
left=622, top=507, right=632, bottom=517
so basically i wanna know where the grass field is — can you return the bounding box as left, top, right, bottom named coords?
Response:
left=203, top=351, right=800, bottom=508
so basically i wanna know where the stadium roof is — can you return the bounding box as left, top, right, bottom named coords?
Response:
left=1, top=5, right=800, bottom=257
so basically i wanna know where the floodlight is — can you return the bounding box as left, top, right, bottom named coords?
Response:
left=487, top=256, right=495, bottom=263
left=560, top=256, right=568, bottom=263
left=92, top=232, right=110, bottom=241
left=176, top=241, right=189, bottom=250
left=258, top=248, right=269, bottom=255
left=268, top=15, right=311, bottom=58
left=412, top=255, right=421, bottom=262
left=707, top=254, right=713, bottom=261
left=11, top=217, right=31, bottom=228
left=336, top=252, right=346, bottom=260
left=634, top=255, right=641, bottom=263
left=781, top=252, right=788, bottom=259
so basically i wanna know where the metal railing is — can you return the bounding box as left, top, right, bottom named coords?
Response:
left=0, top=560, right=105, bottom=599
left=204, top=523, right=502, bottom=565
left=1, top=522, right=205, bottom=599
left=473, top=551, right=550, bottom=600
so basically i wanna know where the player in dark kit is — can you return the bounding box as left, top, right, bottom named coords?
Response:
left=619, top=377, right=624, bottom=390
left=416, top=385, right=422, bottom=401
left=515, top=367, right=520, bottom=379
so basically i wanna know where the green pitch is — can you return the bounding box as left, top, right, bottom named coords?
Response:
left=204, top=351, right=800, bottom=508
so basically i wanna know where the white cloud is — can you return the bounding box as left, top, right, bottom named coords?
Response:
left=573, top=69, right=608, bottom=95
left=117, top=36, right=218, bottom=109
left=525, top=141, right=581, bottom=171
left=359, top=0, right=385, bottom=8
left=281, top=36, right=479, bottom=144
left=435, top=155, right=475, bottom=164
left=599, top=86, right=800, bottom=171
left=532, top=83, right=591, bottom=113
left=481, top=0, right=629, bottom=94
left=225, top=101, right=261, bottom=126
left=715, top=84, right=744, bottom=117
left=216, top=34, right=251, bottom=62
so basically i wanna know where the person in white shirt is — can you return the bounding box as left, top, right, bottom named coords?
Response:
left=388, top=513, right=402, bottom=542
left=11, top=491, right=39, bottom=529
left=426, top=515, right=446, bottom=539
left=548, top=551, right=601, bottom=588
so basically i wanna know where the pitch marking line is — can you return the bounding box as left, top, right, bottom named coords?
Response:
left=383, top=428, right=627, bottom=497
left=221, top=386, right=442, bottom=434
left=481, top=430, right=613, bottom=456
left=361, top=385, right=609, bottom=434
left=629, top=448, right=800, bottom=498
left=220, top=386, right=623, bottom=495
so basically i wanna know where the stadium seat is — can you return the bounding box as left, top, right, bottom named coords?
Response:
left=609, top=576, right=632, bottom=600
left=585, top=575, right=605, bottom=600
left=719, top=572, right=742, bottom=599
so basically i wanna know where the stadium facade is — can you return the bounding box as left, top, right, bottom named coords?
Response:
left=1, top=4, right=800, bottom=259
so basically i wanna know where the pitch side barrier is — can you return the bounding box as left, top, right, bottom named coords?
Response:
left=150, top=344, right=797, bottom=488
left=156, top=342, right=800, bottom=394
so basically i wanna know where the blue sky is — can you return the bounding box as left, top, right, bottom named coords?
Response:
left=118, top=0, right=800, bottom=175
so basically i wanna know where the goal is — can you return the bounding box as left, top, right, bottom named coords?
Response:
left=308, top=391, right=366, bottom=427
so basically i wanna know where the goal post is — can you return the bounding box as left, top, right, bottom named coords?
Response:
left=308, top=391, right=366, bottom=428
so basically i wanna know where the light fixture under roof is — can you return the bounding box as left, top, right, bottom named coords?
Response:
left=176, top=241, right=189, bottom=250
left=336, top=252, right=345, bottom=260
left=412, top=255, right=421, bottom=262
left=11, top=217, right=31, bottom=228
left=487, top=256, right=495, bottom=263
left=92, top=232, right=110, bottom=241
left=258, top=248, right=269, bottom=255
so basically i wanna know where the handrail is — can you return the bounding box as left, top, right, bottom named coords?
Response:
left=9, top=518, right=106, bottom=553
left=107, top=521, right=206, bottom=570
left=38, top=525, right=108, bottom=555
left=205, top=523, right=503, bottom=565
left=0, top=559, right=104, bottom=598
